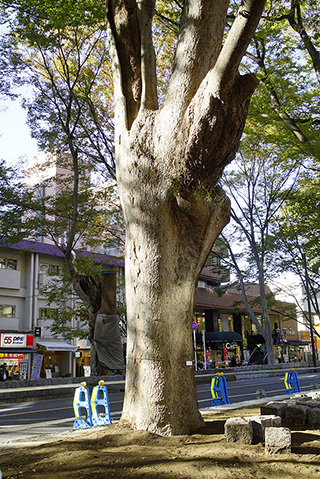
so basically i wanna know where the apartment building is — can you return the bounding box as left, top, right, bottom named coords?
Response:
left=0, top=240, right=123, bottom=379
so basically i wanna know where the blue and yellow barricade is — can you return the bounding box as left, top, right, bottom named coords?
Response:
left=284, top=369, right=301, bottom=394
left=210, top=373, right=230, bottom=406
left=73, top=381, right=93, bottom=429
left=91, top=380, right=112, bottom=426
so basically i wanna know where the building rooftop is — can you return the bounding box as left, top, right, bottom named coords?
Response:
left=1, top=240, right=124, bottom=268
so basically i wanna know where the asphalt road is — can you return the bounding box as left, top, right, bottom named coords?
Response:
left=0, top=371, right=319, bottom=447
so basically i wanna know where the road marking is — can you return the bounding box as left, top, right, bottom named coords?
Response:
left=0, top=399, right=124, bottom=418
left=0, top=406, right=73, bottom=418
left=0, top=410, right=123, bottom=433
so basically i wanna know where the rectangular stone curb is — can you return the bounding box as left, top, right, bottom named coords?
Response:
left=225, top=417, right=253, bottom=444
left=265, top=427, right=291, bottom=454
left=245, top=415, right=281, bottom=444
left=225, top=415, right=281, bottom=444
left=261, top=402, right=287, bottom=419
left=286, top=404, right=308, bottom=425
left=307, top=407, right=320, bottom=426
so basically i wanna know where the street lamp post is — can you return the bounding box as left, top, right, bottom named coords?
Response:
left=282, top=328, right=287, bottom=362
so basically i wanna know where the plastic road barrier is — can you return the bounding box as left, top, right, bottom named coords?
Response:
left=91, top=380, right=112, bottom=426
left=73, top=381, right=93, bottom=429
left=284, top=369, right=301, bottom=394
left=210, top=372, right=230, bottom=406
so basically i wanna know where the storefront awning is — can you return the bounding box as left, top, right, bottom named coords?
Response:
left=36, top=341, right=78, bottom=352
left=205, top=332, right=243, bottom=343
left=286, top=340, right=310, bottom=346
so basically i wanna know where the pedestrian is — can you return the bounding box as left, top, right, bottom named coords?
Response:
left=3, top=363, right=8, bottom=380
left=230, top=355, right=237, bottom=367
left=0, top=364, right=6, bottom=381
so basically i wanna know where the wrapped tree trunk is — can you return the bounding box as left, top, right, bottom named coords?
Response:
left=93, top=271, right=124, bottom=375
left=106, top=0, right=266, bottom=435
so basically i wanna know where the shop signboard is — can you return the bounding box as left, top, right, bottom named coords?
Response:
left=0, top=333, right=34, bottom=348
left=315, top=325, right=320, bottom=353
left=31, top=354, right=44, bottom=380
left=19, top=359, right=29, bottom=379
left=223, top=347, right=228, bottom=361
left=300, top=331, right=311, bottom=341
left=1, top=333, right=26, bottom=348
left=0, top=353, right=23, bottom=359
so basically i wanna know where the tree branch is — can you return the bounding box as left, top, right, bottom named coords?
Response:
left=136, top=0, right=158, bottom=110
left=287, top=0, right=320, bottom=84
left=210, top=0, right=266, bottom=93
left=106, top=0, right=141, bottom=130
left=164, top=0, right=229, bottom=114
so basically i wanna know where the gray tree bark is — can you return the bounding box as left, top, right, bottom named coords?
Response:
left=106, top=0, right=266, bottom=435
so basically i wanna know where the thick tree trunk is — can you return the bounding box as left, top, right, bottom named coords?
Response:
left=118, top=131, right=230, bottom=435
left=122, top=240, right=204, bottom=435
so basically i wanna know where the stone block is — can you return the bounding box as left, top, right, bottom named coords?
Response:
left=261, top=402, right=287, bottom=419
left=297, top=400, right=320, bottom=409
left=265, top=427, right=291, bottom=454
left=225, top=417, right=253, bottom=444
left=247, top=415, right=281, bottom=444
left=307, top=407, right=320, bottom=426
left=286, top=405, right=308, bottom=425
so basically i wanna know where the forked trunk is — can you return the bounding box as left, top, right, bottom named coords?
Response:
left=106, top=0, right=267, bottom=435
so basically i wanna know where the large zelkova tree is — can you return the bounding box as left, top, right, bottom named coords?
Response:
left=220, top=146, right=301, bottom=365
left=105, top=0, right=266, bottom=435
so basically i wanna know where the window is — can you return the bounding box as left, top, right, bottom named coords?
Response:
left=7, top=259, right=17, bottom=270
left=39, top=308, right=58, bottom=320
left=50, top=265, right=60, bottom=275
left=210, top=256, right=221, bottom=266
left=40, top=264, right=60, bottom=275
left=40, top=264, right=49, bottom=274
left=0, top=305, right=15, bottom=317
left=0, top=257, right=17, bottom=270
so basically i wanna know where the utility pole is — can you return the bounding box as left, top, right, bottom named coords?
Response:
left=302, top=253, right=317, bottom=372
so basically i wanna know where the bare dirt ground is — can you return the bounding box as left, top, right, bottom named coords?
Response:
left=1, top=407, right=320, bottom=479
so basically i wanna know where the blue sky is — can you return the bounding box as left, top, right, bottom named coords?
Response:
left=0, top=23, right=39, bottom=166
left=0, top=98, right=39, bottom=166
